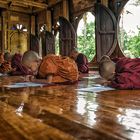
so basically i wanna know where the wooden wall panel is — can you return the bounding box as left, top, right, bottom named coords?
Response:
left=95, top=4, right=117, bottom=61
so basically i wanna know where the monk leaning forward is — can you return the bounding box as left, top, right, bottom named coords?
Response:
left=70, top=49, right=89, bottom=73
left=99, top=55, right=140, bottom=89
left=22, top=51, right=79, bottom=83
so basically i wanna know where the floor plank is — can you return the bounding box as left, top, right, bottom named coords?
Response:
left=0, top=73, right=140, bottom=140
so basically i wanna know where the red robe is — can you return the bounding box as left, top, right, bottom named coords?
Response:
left=10, top=53, right=32, bottom=76
left=75, top=53, right=89, bottom=73
left=111, top=57, right=140, bottom=89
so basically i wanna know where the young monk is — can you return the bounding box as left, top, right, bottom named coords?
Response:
left=99, top=55, right=140, bottom=89
left=0, top=52, right=13, bottom=74
left=70, top=49, right=89, bottom=73
left=10, top=53, right=33, bottom=76
left=22, top=51, right=79, bottom=83
left=4, top=52, right=12, bottom=62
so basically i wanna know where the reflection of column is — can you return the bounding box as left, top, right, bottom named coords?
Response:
left=76, top=92, right=98, bottom=126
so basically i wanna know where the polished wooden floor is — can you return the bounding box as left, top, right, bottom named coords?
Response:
left=0, top=72, right=140, bottom=140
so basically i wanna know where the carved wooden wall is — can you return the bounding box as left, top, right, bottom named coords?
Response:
left=39, top=30, right=55, bottom=57
left=30, top=34, right=40, bottom=54
left=95, top=3, right=117, bottom=61
left=2, top=11, right=30, bottom=54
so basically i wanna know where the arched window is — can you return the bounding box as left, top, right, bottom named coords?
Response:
left=77, top=12, right=95, bottom=62
left=119, top=0, right=140, bottom=58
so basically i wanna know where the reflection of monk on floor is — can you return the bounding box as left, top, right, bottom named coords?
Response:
left=22, top=51, right=79, bottom=83
left=99, top=55, right=140, bottom=89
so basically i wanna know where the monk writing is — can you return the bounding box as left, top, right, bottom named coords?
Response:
left=70, top=49, right=89, bottom=73
left=22, top=51, right=79, bottom=83
left=99, top=55, right=140, bottom=89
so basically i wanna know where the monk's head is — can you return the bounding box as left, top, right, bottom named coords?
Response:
left=22, top=51, right=41, bottom=74
left=4, top=52, right=12, bottom=62
left=99, top=55, right=116, bottom=80
left=70, top=48, right=79, bottom=60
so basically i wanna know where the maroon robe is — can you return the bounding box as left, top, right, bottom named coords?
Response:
left=111, top=57, right=140, bottom=89
left=10, top=53, right=32, bottom=76
left=76, top=53, right=89, bottom=73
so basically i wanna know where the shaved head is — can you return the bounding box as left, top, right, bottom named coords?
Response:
left=22, top=51, right=40, bottom=66
left=100, top=55, right=110, bottom=63
left=4, top=52, right=12, bottom=61
left=99, top=55, right=116, bottom=80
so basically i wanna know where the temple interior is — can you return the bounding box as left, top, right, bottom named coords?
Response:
left=0, top=0, right=140, bottom=140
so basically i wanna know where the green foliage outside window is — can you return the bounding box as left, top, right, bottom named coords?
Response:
left=77, top=22, right=95, bottom=62
left=119, top=27, right=140, bottom=58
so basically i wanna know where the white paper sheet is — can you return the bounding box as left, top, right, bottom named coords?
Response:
left=3, top=82, right=46, bottom=88
left=82, top=75, right=101, bottom=79
left=76, top=85, right=115, bottom=93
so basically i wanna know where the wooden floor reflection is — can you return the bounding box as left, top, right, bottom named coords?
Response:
left=0, top=73, right=140, bottom=140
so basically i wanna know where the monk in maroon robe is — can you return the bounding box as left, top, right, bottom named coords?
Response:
left=0, top=52, right=13, bottom=74
left=70, top=49, right=89, bottom=73
left=10, top=53, right=32, bottom=76
left=99, top=55, right=140, bottom=89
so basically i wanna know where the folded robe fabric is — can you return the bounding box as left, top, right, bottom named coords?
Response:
left=111, top=57, right=140, bottom=89
left=10, top=53, right=32, bottom=76
left=38, top=54, right=79, bottom=83
left=75, top=53, right=89, bottom=73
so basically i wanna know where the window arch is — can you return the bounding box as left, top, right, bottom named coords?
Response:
left=119, top=0, right=140, bottom=58
left=77, top=12, right=95, bottom=62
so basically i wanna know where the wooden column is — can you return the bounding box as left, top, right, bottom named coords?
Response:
left=31, top=15, right=35, bottom=35
left=46, top=10, right=52, bottom=32
left=101, top=0, right=108, bottom=7
left=1, top=11, right=7, bottom=52
left=63, top=0, right=69, bottom=20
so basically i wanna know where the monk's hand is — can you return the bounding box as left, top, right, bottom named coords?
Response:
left=24, top=75, right=35, bottom=82
left=102, top=80, right=111, bottom=86
left=46, top=75, right=53, bottom=83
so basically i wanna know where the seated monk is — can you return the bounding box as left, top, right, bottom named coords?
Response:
left=0, top=52, right=4, bottom=64
left=70, top=49, right=89, bottom=73
left=99, top=55, right=140, bottom=89
left=0, top=52, right=13, bottom=74
left=10, top=53, right=33, bottom=76
left=22, top=51, right=79, bottom=83
left=4, top=52, right=12, bottom=62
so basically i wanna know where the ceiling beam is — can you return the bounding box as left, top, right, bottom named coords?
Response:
left=0, top=0, right=48, bottom=9
left=10, top=0, right=48, bottom=9
left=8, top=6, right=33, bottom=14
left=48, top=0, right=62, bottom=8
